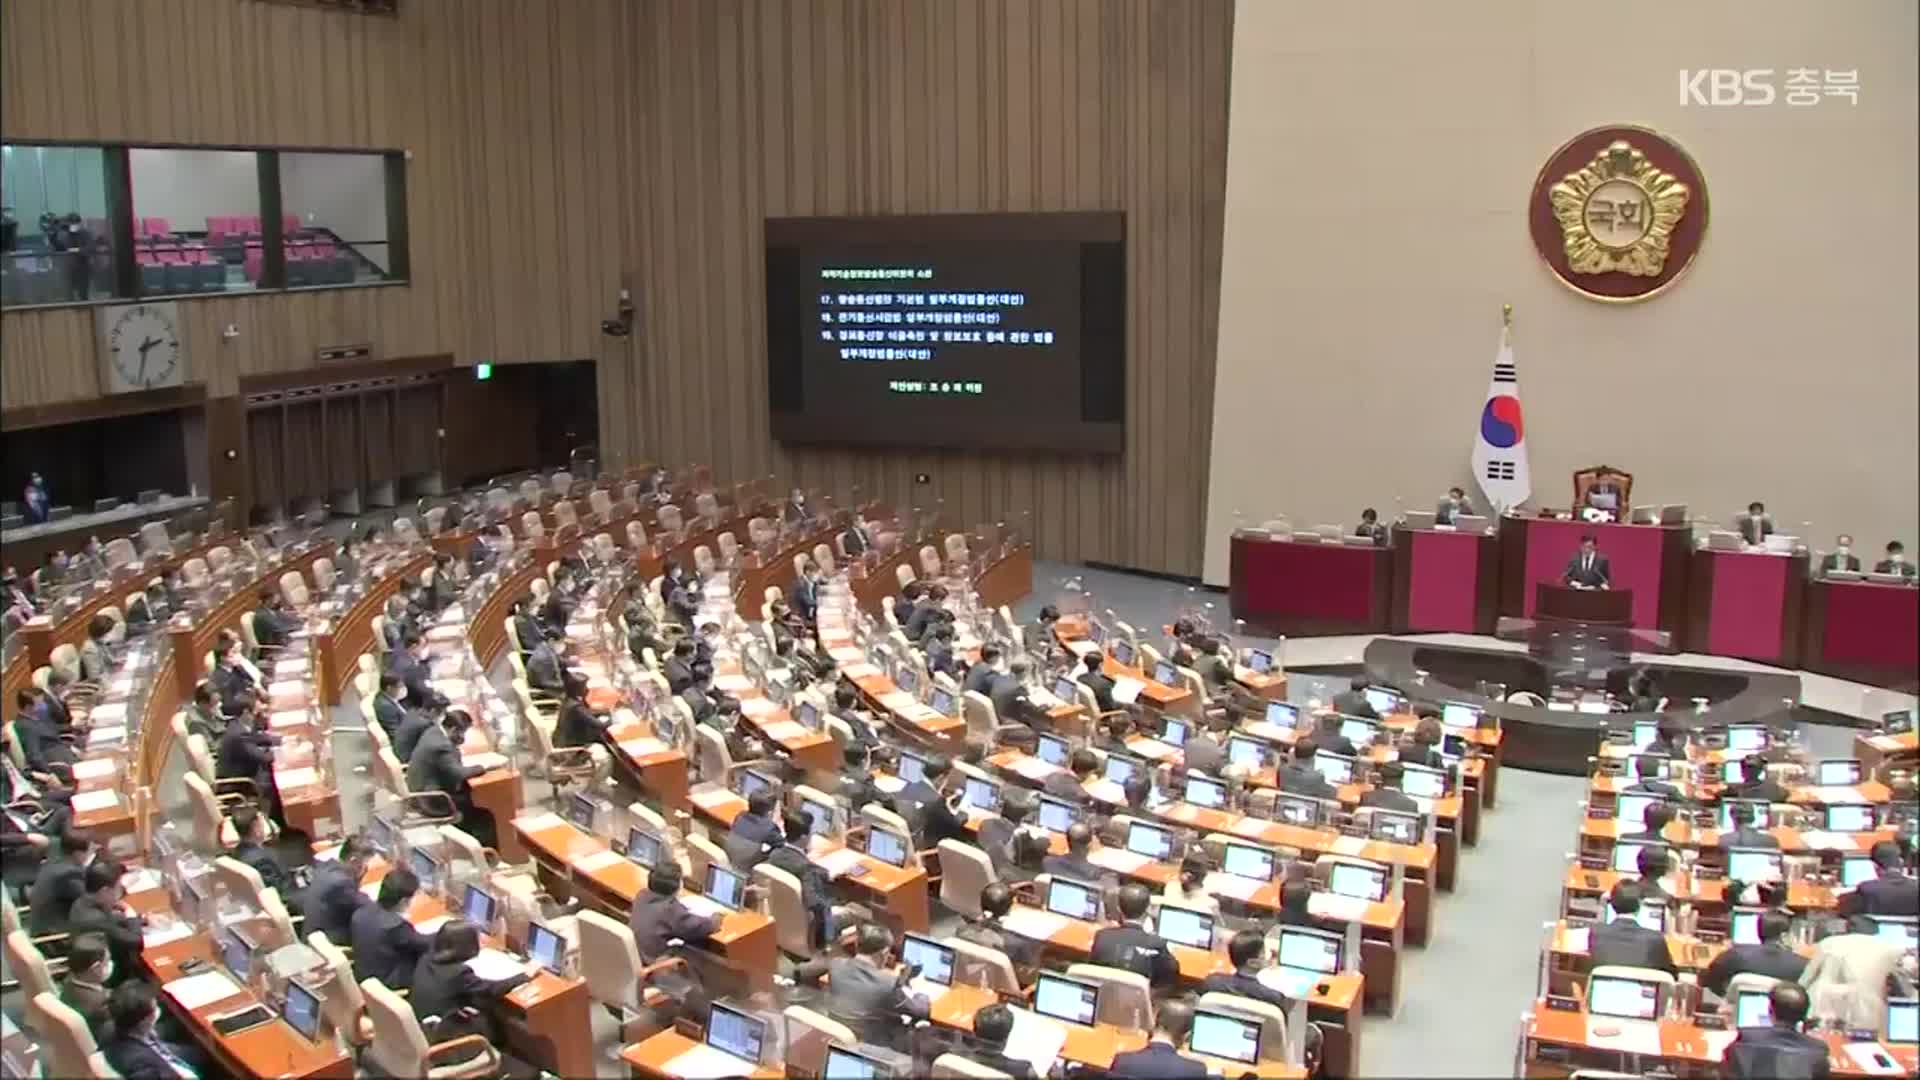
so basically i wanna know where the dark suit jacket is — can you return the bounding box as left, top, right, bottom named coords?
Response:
left=1042, top=770, right=1090, bottom=804
left=1079, top=671, right=1118, bottom=713
left=394, top=709, right=436, bottom=763
left=17, top=711, right=77, bottom=771
left=303, top=860, right=372, bottom=946
left=918, top=793, right=971, bottom=847
left=1719, top=826, right=1781, bottom=850
left=1700, top=942, right=1808, bottom=997
left=1107, top=1041, right=1207, bottom=1079
left=351, top=904, right=431, bottom=989
left=663, top=657, right=696, bottom=694
left=725, top=811, right=783, bottom=868
left=390, top=651, right=447, bottom=710
left=1042, top=852, right=1105, bottom=888
left=1873, top=559, right=1917, bottom=578
left=1730, top=779, right=1790, bottom=804
left=986, top=675, right=1039, bottom=728
left=1563, top=551, right=1612, bottom=588
left=555, top=701, right=607, bottom=749
left=1200, top=969, right=1294, bottom=1010
left=216, top=719, right=276, bottom=788
left=232, top=839, right=288, bottom=894
left=68, top=895, right=144, bottom=983
left=1330, top=691, right=1378, bottom=719
left=1721, top=1026, right=1833, bottom=1080
left=1090, top=924, right=1179, bottom=989
left=1360, top=786, right=1420, bottom=814
left=373, top=694, right=407, bottom=743
left=1589, top=916, right=1676, bottom=973
left=102, top=1034, right=200, bottom=1080
left=526, top=645, right=566, bottom=693
left=793, top=577, right=820, bottom=622
left=892, top=595, right=916, bottom=626
left=1182, top=734, right=1226, bottom=777
left=904, top=603, right=939, bottom=642
left=1278, top=763, right=1338, bottom=801
left=408, top=953, right=530, bottom=1027
left=841, top=525, right=871, bottom=556
left=1854, top=872, right=1920, bottom=916
left=1738, top=515, right=1774, bottom=545
left=766, top=842, right=832, bottom=944
left=253, top=605, right=291, bottom=648
left=513, top=614, right=543, bottom=655
left=1819, top=552, right=1861, bottom=575
left=59, top=976, right=111, bottom=1042
left=27, top=854, right=86, bottom=932
left=627, top=892, right=720, bottom=962
left=405, top=724, right=481, bottom=798
left=963, top=664, right=999, bottom=696
left=968, top=1047, right=1038, bottom=1079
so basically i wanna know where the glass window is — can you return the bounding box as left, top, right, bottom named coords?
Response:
left=280, top=151, right=399, bottom=286
left=129, top=147, right=264, bottom=295
left=1, top=144, right=118, bottom=307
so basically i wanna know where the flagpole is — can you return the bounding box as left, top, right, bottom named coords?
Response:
left=1502, top=303, right=1513, bottom=345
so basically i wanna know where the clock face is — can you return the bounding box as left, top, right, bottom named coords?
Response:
left=102, top=304, right=184, bottom=392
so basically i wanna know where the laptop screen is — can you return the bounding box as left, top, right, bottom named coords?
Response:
left=1276, top=794, right=1324, bottom=827
left=1221, top=842, right=1275, bottom=882
left=1227, top=735, right=1269, bottom=770
left=1605, top=898, right=1666, bottom=933
left=823, top=1046, right=889, bottom=1079
left=528, top=922, right=566, bottom=974
left=462, top=884, right=497, bottom=925
left=895, top=750, right=928, bottom=786
left=1155, top=904, right=1214, bottom=949
left=1612, top=841, right=1664, bottom=875
left=1111, top=640, right=1135, bottom=666
left=1399, top=763, right=1445, bottom=799
left=1052, top=677, right=1079, bottom=703
left=1276, top=926, right=1341, bottom=974
left=368, top=815, right=396, bottom=853
left=1265, top=701, right=1300, bottom=729
left=1160, top=717, right=1189, bottom=747
left=1825, top=804, right=1875, bottom=833
left=1441, top=703, right=1478, bottom=728
left=796, top=701, right=820, bottom=730
left=1036, top=734, right=1070, bottom=767
left=221, top=928, right=252, bottom=979
left=929, top=688, right=955, bottom=717
left=705, top=1003, right=767, bottom=1063
left=1816, top=759, right=1862, bottom=786
left=1630, top=721, right=1658, bottom=750
left=566, top=792, right=597, bottom=830
left=1246, top=649, right=1273, bottom=674
left=1045, top=877, right=1101, bottom=922
left=1840, top=855, right=1878, bottom=888
left=1733, top=990, right=1773, bottom=1029
left=283, top=980, right=322, bottom=1042
left=1153, top=661, right=1178, bottom=687
left=410, top=848, right=441, bottom=891
left=1104, top=753, right=1143, bottom=787
left=705, top=864, right=747, bottom=909
left=626, top=827, right=664, bottom=867
left=1328, top=862, right=1387, bottom=902
left=801, top=797, right=839, bottom=839
left=1189, top=1008, right=1261, bottom=1065
left=1338, top=717, right=1377, bottom=746
left=1588, top=976, right=1661, bottom=1021
left=1730, top=908, right=1763, bottom=946
left=1614, top=794, right=1655, bottom=831
left=1363, top=688, right=1401, bottom=715
left=1185, top=773, right=1227, bottom=809
left=1037, top=796, right=1079, bottom=835
left=1313, top=753, right=1355, bottom=785
left=1033, top=973, right=1100, bottom=1026
left=900, top=933, right=954, bottom=987
left=1872, top=917, right=1919, bottom=949
left=1718, top=800, right=1771, bottom=832
left=863, top=828, right=908, bottom=867
left=1726, top=848, right=1784, bottom=884
left=737, top=769, right=777, bottom=802
left=1726, top=724, right=1768, bottom=752
left=960, top=777, right=1001, bottom=814
left=1126, top=821, right=1173, bottom=861
left=1369, top=810, right=1420, bottom=845
left=1888, top=998, right=1918, bottom=1044
left=1088, top=621, right=1108, bottom=645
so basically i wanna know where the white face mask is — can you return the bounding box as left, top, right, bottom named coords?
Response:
left=1894, top=553, right=1908, bottom=564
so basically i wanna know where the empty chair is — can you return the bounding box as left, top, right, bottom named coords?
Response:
left=944, top=533, right=970, bottom=566
left=102, top=537, right=138, bottom=571
left=933, top=1052, right=1012, bottom=1079
left=589, top=489, right=613, bottom=520
left=716, top=531, right=739, bottom=565
left=392, top=517, right=421, bottom=545
left=552, top=501, right=578, bottom=530
left=520, top=478, right=545, bottom=506
left=180, top=556, right=210, bottom=588
left=752, top=862, right=814, bottom=957
left=693, top=545, right=716, bottom=577
left=520, top=511, right=546, bottom=541
left=693, top=492, right=720, bottom=522
left=311, top=557, right=337, bottom=592
left=657, top=505, right=685, bottom=535
left=894, top=563, right=917, bottom=589
left=919, top=545, right=942, bottom=578
left=591, top=532, right=617, bottom=564
left=424, top=506, right=447, bottom=534
left=551, top=471, right=573, bottom=495
left=811, top=543, right=835, bottom=575
left=279, top=570, right=311, bottom=608
left=138, top=521, right=173, bottom=557
left=207, top=545, right=233, bottom=571
left=27, top=993, right=99, bottom=1078
left=937, top=839, right=996, bottom=918
left=783, top=1006, right=858, bottom=1077
left=625, top=521, right=649, bottom=551
left=360, top=977, right=501, bottom=1078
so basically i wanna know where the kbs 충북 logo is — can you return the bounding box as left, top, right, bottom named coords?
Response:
left=1678, top=69, right=1860, bottom=107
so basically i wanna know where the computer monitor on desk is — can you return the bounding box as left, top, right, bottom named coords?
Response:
left=900, top=933, right=955, bottom=988
left=1612, top=840, right=1668, bottom=876
left=1814, top=758, right=1863, bottom=786
left=462, top=884, right=499, bottom=929
left=1035, top=795, right=1079, bottom=836
left=1033, top=972, right=1101, bottom=1027
left=1045, top=876, right=1101, bottom=922
left=1110, top=639, right=1136, bottom=667
left=1245, top=648, right=1274, bottom=674
left=1222, top=841, right=1276, bottom=882
left=283, top=980, right=324, bottom=1042
left=625, top=827, right=664, bottom=868
left=1227, top=734, right=1272, bottom=770
left=823, top=1046, right=892, bottom=1078
left=1887, top=998, right=1918, bottom=1045
left=565, top=792, right=597, bottom=831
left=704, top=1003, right=768, bottom=1065
left=704, top=864, right=748, bottom=911
left=1103, top=752, right=1144, bottom=788
left=1312, top=752, right=1355, bottom=786
left=410, top=848, right=442, bottom=893
left=928, top=687, right=956, bottom=718
left=1189, top=1008, right=1263, bottom=1066
left=1327, top=861, right=1388, bottom=903
left=1264, top=701, right=1300, bottom=730
left=527, top=922, right=567, bottom=975
left=895, top=750, right=928, bottom=786
left=1725, top=847, right=1784, bottom=885
left=1275, top=925, right=1344, bottom=977
left=1036, top=734, right=1071, bottom=767
left=1160, top=715, right=1189, bottom=747
left=861, top=827, right=909, bottom=868
left=1588, top=973, right=1663, bottom=1021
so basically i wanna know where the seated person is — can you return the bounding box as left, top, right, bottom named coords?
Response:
left=1722, top=983, right=1831, bottom=1080
left=227, top=804, right=288, bottom=894
left=78, top=615, right=115, bottom=682
left=408, top=920, right=534, bottom=1049
left=351, top=867, right=431, bottom=990
left=406, top=709, right=493, bottom=847
left=1700, top=908, right=1808, bottom=999
left=1588, top=881, right=1676, bottom=974
left=1045, top=749, right=1099, bottom=804
left=905, top=585, right=949, bottom=641
left=251, top=590, right=295, bottom=650
left=1359, top=761, right=1419, bottom=812
left=725, top=789, right=784, bottom=869
left=1720, top=801, right=1780, bottom=850
left=59, top=933, right=114, bottom=1042
left=1275, top=878, right=1317, bottom=927
left=1435, top=486, right=1469, bottom=525
left=626, top=608, right=668, bottom=666
left=956, top=882, right=1042, bottom=981
left=1623, top=755, right=1682, bottom=799
left=964, top=645, right=1004, bottom=696
left=68, top=861, right=146, bottom=986
left=967, top=1003, right=1038, bottom=1079
left=924, top=623, right=960, bottom=677
left=1180, top=713, right=1230, bottom=776
left=103, top=982, right=209, bottom=1079
left=1622, top=799, right=1679, bottom=844
left=14, top=688, right=78, bottom=782
left=182, top=682, right=225, bottom=745
left=1848, top=839, right=1919, bottom=916
left=511, top=596, right=543, bottom=659
left=977, top=790, right=1035, bottom=880
left=1090, top=882, right=1178, bottom=990
left=1739, top=502, right=1774, bottom=546
left=662, top=638, right=698, bottom=695
left=1643, top=715, right=1689, bottom=757
left=394, top=701, right=438, bottom=764
left=1821, top=534, right=1862, bottom=576
left=1314, top=712, right=1361, bottom=758
left=627, top=861, right=720, bottom=962
left=525, top=627, right=569, bottom=695
left=1875, top=540, right=1916, bottom=579
left=1108, top=999, right=1206, bottom=1078
left=371, top=672, right=409, bottom=745
left=766, top=810, right=836, bottom=947
left=1726, top=756, right=1788, bottom=804
left=390, top=631, right=450, bottom=711
left=1162, top=855, right=1219, bottom=915
left=1636, top=845, right=1677, bottom=906
left=302, top=834, right=377, bottom=946
left=1279, top=738, right=1339, bottom=800
left=793, top=923, right=929, bottom=1050
left=1201, top=928, right=1292, bottom=1009
left=988, top=659, right=1046, bottom=731
left=830, top=684, right=882, bottom=747
left=1330, top=675, right=1378, bottom=719
left=900, top=754, right=971, bottom=847
left=891, top=582, right=924, bottom=629
left=1043, top=822, right=1105, bottom=884
left=1191, top=636, right=1234, bottom=691
left=216, top=700, right=281, bottom=802
left=1353, top=507, right=1388, bottom=544
left=837, top=742, right=890, bottom=812
left=1077, top=652, right=1119, bottom=713
left=554, top=672, right=610, bottom=749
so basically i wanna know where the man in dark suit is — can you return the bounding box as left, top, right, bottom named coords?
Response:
left=911, top=755, right=972, bottom=847
left=792, top=923, right=929, bottom=1050
left=59, top=934, right=114, bottom=1042
left=406, top=710, right=490, bottom=844
left=724, top=789, right=783, bottom=869
left=963, top=646, right=1003, bottom=696
left=989, top=662, right=1045, bottom=731
left=965, top=1003, right=1038, bottom=1079
left=1623, top=754, right=1683, bottom=798
left=1107, top=999, right=1206, bottom=1078
left=216, top=707, right=279, bottom=798
left=1720, top=801, right=1780, bottom=850
left=791, top=562, right=823, bottom=625
left=1588, top=882, right=1676, bottom=974
left=891, top=582, right=923, bottom=628
left=393, top=704, right=437, bottom=763
left=905, top=585, right=948, bottom=641
left=628, top=861, right=720, bottom=962
left=27, top=827, right=95, bottom=933
left=1875, top=540, right=1917, bottom=579
left=1045, top=749, right=1099, bottom=805
left=1275, top=878, right=1317, bottom=927
left=663, top=640, right=704, bottom=697
left=525, top=628, right=568, bottom=694
left=1042, top=822, right=1106, bottom=885
left=350, top=867, right=431, bottom=990
left=304, top=835, right=377, bottom=946
left=830, top=685, right=882, bottom=748
left=1314, top=712, right=1362, bottom=758
left=103, top=982, right=208, bottom=1080
left=1563, top=534, right=1612, bottom=588
left=15, top=688, right=78, bottom=778
left=1180, top=714, right=1229, bottom=777
left=390, top=631, right=449, bottom=710
left=1435, top=486, right=1469, bottom=526
left=1622, top=799, right=1679, bottom=844
left=1820, top=535, right=1862, bottom=576
left=1739, top=502, right=1775, bottom=546
left=837, top=743, right=890, bottom=813
left=841, top=518, right=874, bottom=558
left=1279, top=739, right=1340, bottom=800
left=1354, top=507, right=1388, bottom=545
left=1200, top=929, right=1295, bottom=1009
left=1360, top=761, right=1420, bottom=813
left=371, top=672, right=409, bottom=745
left=1078, top=652, right=1118, bottom=713
left=1330, top=676, right=1379, bottom=720
left=1701, top=909, right=1808, bottom=998
left=252, top=590, right=295, bottom=650
left=782, top=488, right=812, bottom=525
left=228, top=805, right=288, bottom=894
left=1091, top=883, right=1178, bottom=990
left=1851, top=839, right=1919, bottom=915
left=68, top=861, right=146, bottom=986
left=511, top=596, right=543, bottom=658
left=1721, top=983, right=1832, bottom=1080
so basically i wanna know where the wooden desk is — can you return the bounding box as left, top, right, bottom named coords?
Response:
left=1522, top=1000, right=1917, bottom=1078
left=511, top=815, right=779, bottom=992
left=621, top=1028, right=784, bottom=1080
left=1228, top=534, right=1392, bottom=636
left=1561, top=866, right=1841, bottom=914
left=1801, top=577, right=1919, bottom=692
left=1575, top=812, right=1894, bottom=859
left=143, top=928, right=353, bottom=1078
left=1857, top=728, right=1917, bottom=774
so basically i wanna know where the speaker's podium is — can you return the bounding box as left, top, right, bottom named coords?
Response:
left=1534, top=584, right=1633, bottom=626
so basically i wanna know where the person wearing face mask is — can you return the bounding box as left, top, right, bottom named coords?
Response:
left=1821, top=534, right=1862, bottom=576
left=1875, top=540, right=1917, bottom=580
left=60, top=933, right=114, bottom=1041
left=68, top=861, right=147, bottom=986
left=782, top=487, right=811, bottom=525
left=22, top=472, right=50, bottom=524
left=390, top=630, right=449, bottom=710
left=1738, top=501, right=1775, bottom=546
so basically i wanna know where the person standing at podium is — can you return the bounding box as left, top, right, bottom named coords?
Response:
left=1739, top=502, right=1775, bottom=546
left=1435, top=487, right=1469, bottom=525
left=1562, top=534, right=1611, bottom=589
left=1820, top=535, right=1862, bottom=576
left=1875, top=541, right=1916, bottom=579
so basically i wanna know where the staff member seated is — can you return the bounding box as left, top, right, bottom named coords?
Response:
left=1820, top=535, right=1862, bottom=576
left=351, top=867, right=431, bottom=990
left=793, top=923, right=929, bottom=1050
left=1719, top=801, right=1780, bottom=850
left=725, top=789, right=783, bottom=869
left=1700, top=909, right=1808, bottom=999
left=1200, top=928, right=1294, bottom=1009
left=1279, top=739, right=1339, bottom=800
left=1435, top=486, right=1469, bottom=525
left=1738, top=501, right=1774, bottom=546
left=406, top=709, right=492, bottom=846
left=1589, top=882, right=1676, bottom=974
left=1107, top=999, right=1205, bottom=1078
left=553, top=672, right=609, bottom=749
left=1077, top=652, right=1118, bottom=712
left=68, top=861, right=146, bottom=986
left=1722, top=983, right=1831, bottom=1080
left=1847, top=839, right=1919, bottom=916
left=1876, top=540, right=1916, bottom=579
left=408, top=921, right=534, bottom=1051
left=1360, top=761, right=1419, bottom=812
left=103, top=982, right=209, bottom=1079
left=1354, top=507, right=1388, bottom=544
left=1090, top=882, right=1178, bottom=990
left=964, top=1003, right=1038, bottom=1079
left=303, top=835, right=377, bottom=945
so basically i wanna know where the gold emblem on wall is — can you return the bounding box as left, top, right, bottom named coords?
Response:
left=1528, top=125, right=1709, bottom=303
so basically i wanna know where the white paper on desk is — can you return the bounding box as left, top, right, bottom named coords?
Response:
left=433, top=679, right=469, bottom=699
left=142, top=920, right=194, bottom=948
left=738, top=697, right=777, bottom=718
left=618, top=737, right=669, bottom=758
left=1843, top=1042, right=1907, bottom=1075
left=689, top=788, right=739, bottom=810
left=571, top=849, right=625, bottom=874
left=1225, top=817, right=1269, bottom=839
left=276, top=766, right=319, bottom=789
left=164, top=970, right=241, bottom=1011
left=109, top=675, right=136, bottom=695
left=72, top=758, right=117, bottom=781
left=999, top=908, right=1071, bottom=941
left=1083, top=779, right=1125, bottom=805
left=1065, top=639, right=1098, bottom=656
left=1204, top=872, right=1263, bottom=901
left=760, top=720, right=809, bottom=742
left=665, top=1043, right=762, bottom=1080
left=1111, top=677, right=1146, bottom=705
left=1009, top=757, right=1059, bottom=781
left=1087, top=847, right=1151, bottom=873
left=123, top=867, right=162, bottom=893
left=829, top=647, right=864, bottom=663
left=1330, top=836, right=1370, bottom=856
left=465, top=947, right=525, bottom=982
left=1801, top=785, right=1869, bottom=805
left=462, top=751, right=509, bottom=772
left=1798, top=830, right=1856, bottom=851
left=841, top=662, right=879, bottom=680
left=678, top=894, right=725, bottom=920
left=274, top=658, right=308, bottom=678
left=873, top=774, right=906, bottom=795
left=1003, top=1007, right=1068, bottom=1077
left=1562, top=927, right=1592, bottom=954
left=1584, top=1018, right=1663, bottom=1056
left=269, top=679, right=305, bottom=697
left=70, top=789, right=119, bottom=813
left=815, top=848, right=867, bottom=879
left=1408, top=795, right=1437, bottom=815
left=269, top=709, right=307, bottom=730
left=515, top=811, right=566, bottom=833
left=1127, top=739, right=1177, bottom=761
left=1308, top=892, right=1373, bottom=922
left=713, top=675, right=752, bottom=695
left=878, top=691, right=915, bottom=712
left=87, top=725, right=127, bottom=747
